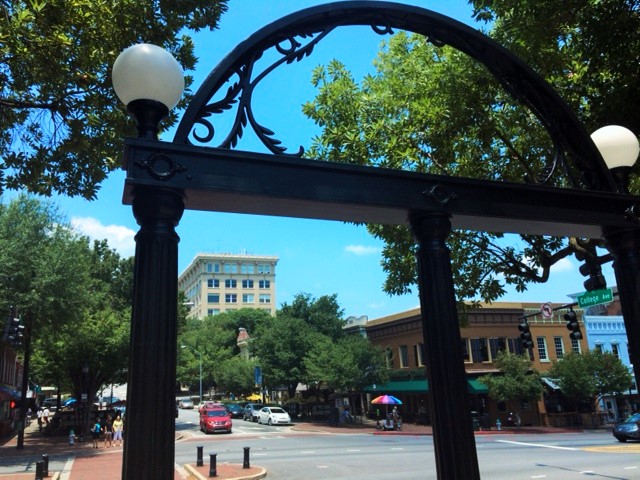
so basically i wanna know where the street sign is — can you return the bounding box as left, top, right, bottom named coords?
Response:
left=577, top=288, right=613, bottom=308
left=541, top=303, right=553, bottom=318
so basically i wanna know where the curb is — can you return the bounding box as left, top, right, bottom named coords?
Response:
left=183, top=464, right=267, bottom=480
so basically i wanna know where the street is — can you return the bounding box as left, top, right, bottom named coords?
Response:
left=174, top=408, right=640, bottom=479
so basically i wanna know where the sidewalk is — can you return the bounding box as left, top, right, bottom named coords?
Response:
left=0, top=422, right=266, bottom=480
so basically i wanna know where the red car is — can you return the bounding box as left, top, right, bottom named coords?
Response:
left=199, top=408, right=232, bottom=434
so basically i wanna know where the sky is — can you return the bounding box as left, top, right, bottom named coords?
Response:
left=47, top=0, right=617, bottom=320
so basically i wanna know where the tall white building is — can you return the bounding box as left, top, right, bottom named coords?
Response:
left=178, top=253, right=279, bottom=318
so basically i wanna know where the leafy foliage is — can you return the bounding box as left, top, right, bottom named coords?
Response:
left=548, top=350, right=632, bottom=411
left=479, top=351, right=543, bottom=409
left=0, top=0, right=228, bottom=198
left=302, top=1, right=640, bottom=302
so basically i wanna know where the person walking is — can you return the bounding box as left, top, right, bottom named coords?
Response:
left=104, top=415, right=113, bottom=447
left=42, top=406, right=50, bottom=425
left=112, top=414, right=124, bottom=446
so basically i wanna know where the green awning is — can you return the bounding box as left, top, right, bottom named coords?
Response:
left=364, top=378, right=488, bottom=394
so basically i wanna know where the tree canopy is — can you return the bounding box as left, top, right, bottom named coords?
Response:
left=479, top=351, right=543, bottom=411
left=0, top=0, right=228, bottom=199
left=548, top=350, right=632, bottom=411
left=302, top=0, right=640, bottom=302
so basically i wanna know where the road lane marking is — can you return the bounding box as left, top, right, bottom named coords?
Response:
left=531, top=475, right=547, bottom=478
left=496, top=440, right=577, bottom=451
left=347, top=449, right=361, bottom=452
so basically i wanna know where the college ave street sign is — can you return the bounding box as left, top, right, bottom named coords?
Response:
left=578, top=288, right=614, bottom=308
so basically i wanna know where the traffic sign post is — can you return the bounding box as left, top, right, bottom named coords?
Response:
left=577, top=288, right=613, bottom=308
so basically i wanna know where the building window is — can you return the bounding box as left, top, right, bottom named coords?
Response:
left=471, top=338, right=490, bottom=363
left=399, top=345, right=409, bottom=368
left=241, top=264, right=255, bottom=274
left=225, top=279, right=237, bottom=288
left=242, top=279, right=254, bottom=288
left=385, top=348, right=393, bottom=368
left=611, top=343, right=620, bottom=358
left=595, top=344, right=603, bottom=353
left=259, top=280, right=271, bottom=289
left=207, top=294, right=220, bottom=304
left=554, top=337, right=564, bottom=359
left=414, top=343, right=425, bottom=367
left=207, top=278, right=219, bottom=288
left=537, top=337, right=548, bottom=361
left=259, top=294, right=271, bottom=304
left=461, top=338, right=471, bottom=362
left=489, top=338, right=507, bottom=360
left=223, top=263, right=238, bottom=274
left=242, top=294, right=254, bottom=303
left=207, top=308, right=220, bottom=316
left=571, top=338, right=581, bottom=354
left=258, top=264, right=271, bottom=274
left=225, top=294, right=237, bottom=303
left=206, top=262, right=220, bottom=273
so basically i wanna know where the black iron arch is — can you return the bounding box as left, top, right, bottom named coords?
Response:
left=173, top=0, right=616, bottom=192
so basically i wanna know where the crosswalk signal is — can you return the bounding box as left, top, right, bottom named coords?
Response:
left=518, top=319, right=533, bottom=350
left=564, top=308, right=583, bottom=340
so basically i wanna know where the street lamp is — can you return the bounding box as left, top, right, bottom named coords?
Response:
left=591, top=125, right=640, bottom=388
left=181, top=345, right=203, bottom=405
left=112, top=43, right=185, bottom=480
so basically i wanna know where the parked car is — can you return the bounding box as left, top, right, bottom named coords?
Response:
left=199, top=408, right=232, bottom=434
left=258, top=406, right=291, bottom=426
left=42, top=397, right=58, bottom=411
left=225, top=403, right=244, bottom=418
left=197, top=401, right=223, bottom=412
left=243, top=403, right=264, bottom=422
left=178, top=398, right=194, bottom=409
left=613, top=413, right=640, bottom=442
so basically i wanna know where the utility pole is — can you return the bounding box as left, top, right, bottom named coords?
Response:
left=16, top=311, right=31, bottom=449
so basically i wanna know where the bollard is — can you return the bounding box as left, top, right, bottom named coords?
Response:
left=34, top=460, right=43, bottom=480
left=496, top=419, right=501, bottom=431
left=209, top=452, right=217, bottom=477
left=42, top=454, right=49, bottom=476
left=197, top=445, right=204, bottom=467
left=243, top=446, right=250, bottom=469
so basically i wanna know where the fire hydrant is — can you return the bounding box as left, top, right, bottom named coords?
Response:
left=496, top=419, right=501, bottom=431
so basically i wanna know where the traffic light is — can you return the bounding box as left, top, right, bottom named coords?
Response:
left=518, top=319, right=533, bottom=350
left=564, top=308, right=583, bottom=340
left=575, top=247, right=609, bottom=292
left=9, top=400, right=16, bottom=409
left=4, top=315, right=24, bottom=347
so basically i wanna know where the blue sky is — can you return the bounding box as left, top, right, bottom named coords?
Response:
left=49, top=0, right=617, bottom=319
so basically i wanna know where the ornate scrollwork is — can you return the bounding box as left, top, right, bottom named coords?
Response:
left=136, top=153, right=187, bottom=181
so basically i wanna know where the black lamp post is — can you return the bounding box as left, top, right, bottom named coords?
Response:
left=112, top=43, right=185, bottom=480
left=591, top=126, right=640, bottom=386
left=111, top=4, right=640, bottom=479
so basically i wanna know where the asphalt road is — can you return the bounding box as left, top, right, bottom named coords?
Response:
left=175, top=407, right=640, bottom=479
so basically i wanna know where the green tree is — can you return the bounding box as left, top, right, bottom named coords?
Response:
left=304, top=334, right=389, bottom=393
left=1, top=0, right=228, bottom=199
left=279, top=293, right=346, bottom=341
left=217, top=356, right=259, bottom=397
left=548, top=350, right=632, bottom=412
left=250, top=314, right=317, bottom=398
left=479, top=351, right=543, bottom=413
left=302, top=0, right=640, bottom=302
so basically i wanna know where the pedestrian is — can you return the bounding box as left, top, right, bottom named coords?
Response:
left=91, top=418, right=101, bottom=449
left=112, top=414, right=124, bottom=446
left=104, top=415, right=113, bottom=447
left=42, top=406, right=50, bottom=425
left=26, top=407, right=32, bottom=426
left=37, top=408, right=43, bottom=432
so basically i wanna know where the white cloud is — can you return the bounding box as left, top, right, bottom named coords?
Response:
left=345, top=245, right=380, bottom=256
left=71, top=217, right=136, bottom=257
left=550, top=257, right=574, bottom=273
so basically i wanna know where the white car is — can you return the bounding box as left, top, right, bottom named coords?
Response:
left=258, top=406, right=291, bottom=426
